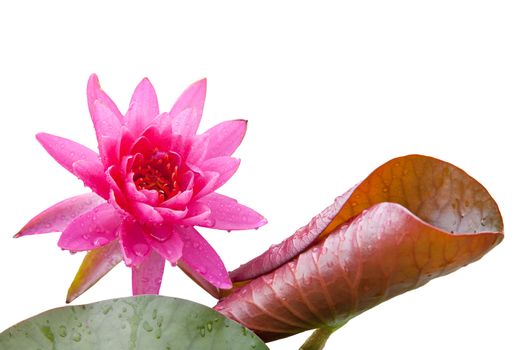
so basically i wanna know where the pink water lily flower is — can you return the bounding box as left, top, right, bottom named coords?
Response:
left=16, top=75, right=266, bottom=301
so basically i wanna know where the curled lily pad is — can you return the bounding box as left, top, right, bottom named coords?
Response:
left=0, top=296, right=268, bottom=350
left=215, top=155, right=503, bottom=343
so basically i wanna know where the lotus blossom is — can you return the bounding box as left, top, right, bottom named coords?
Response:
left=214, top=155, right=503, bottom=346
left=16, top=74, right=267, bottom=302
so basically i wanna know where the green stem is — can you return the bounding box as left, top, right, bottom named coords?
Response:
left=299, top=327, right=336, bottom=350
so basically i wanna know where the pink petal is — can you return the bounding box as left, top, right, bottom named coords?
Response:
left=148, top=112, right=173, bottom=138
left=170, top=133, right=188, bottom=158
left=202, top=119, right=247, bottom=159
left=126, top=78, right=159, bottom=136
left=186, top=134, right=209, bottom=165
left=129, top=136, right=153, bottom=156
left=124, top=173, right=159, bottom=205
left=132, top=250, right=165, bottom=295
left=118, top=218, right=151, bottom=266
left=156, top=207, right=189, bottom=222
left=72, top=160, right=110, bottom=199
left=177, top=260, right=221, bottom=299
left=87, top=74, right=123, bottom=123
left=170, top=79, right=207, bottom=137
left=160, top=188, right=193, bottom=210
left=146, top=224, right=183, bottom=265
left=178, top=202, right=213, bottom=226
left=92, top=100, right=122, bottom=166
left=132, top=202, right=164, bottom=225
left=140, top=125, right=162, bottom=147
left=107, top=165, right=128, bottom=210
left=193, top=171, right=220, bottom=200
left=178, top=170, right=195, bottom=191
left=175, top=226, right=232, bottom=289
left=198, top=193, right=267, bottom=230
left=66, top=240, right=122, bottom=303
left=200, top=156, right=240, bottom=192
left=16, top=193, right=105, bottom=237
left=171, top=108, right=200, bottom=139
left=117, top=126, right=134, bottom=158
left=36, top=133, right=100, bottom=175
left=58, top=203, right=121, bottom=251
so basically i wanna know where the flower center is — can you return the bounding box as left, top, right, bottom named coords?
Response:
left=132, top=151, right=180, bottom=201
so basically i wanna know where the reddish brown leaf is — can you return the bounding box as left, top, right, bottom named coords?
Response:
left=215, top=155, right=503, bottom=342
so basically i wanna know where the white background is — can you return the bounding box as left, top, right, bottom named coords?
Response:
left=0, top=1, right=524, bottom=349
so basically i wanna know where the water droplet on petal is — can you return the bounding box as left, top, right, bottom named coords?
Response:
left=94, top=237, right=109, bottom=247
left=150, top=229, right=170, bottom=242
left=133, top=243, right=149, bottom=257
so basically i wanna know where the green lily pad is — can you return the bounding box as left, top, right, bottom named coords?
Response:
left=0, top=295, right=268, bottom=350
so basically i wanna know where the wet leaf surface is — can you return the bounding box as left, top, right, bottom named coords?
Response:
left=0, top=295, right=268, bottom=350
left=217, top=155, right=503, bottom=341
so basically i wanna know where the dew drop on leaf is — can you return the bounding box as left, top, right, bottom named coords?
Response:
left=142, top=321, right=153, bottom=332
left=72, top=332, right=81, bottom=342
left=102, top=305, right=112, bottom=315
